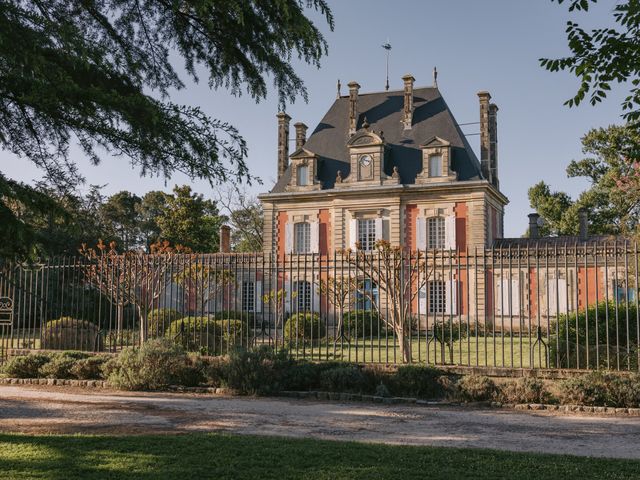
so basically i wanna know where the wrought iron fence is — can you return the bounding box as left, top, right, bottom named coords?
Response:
left=1, top=241, right=639, bottom=371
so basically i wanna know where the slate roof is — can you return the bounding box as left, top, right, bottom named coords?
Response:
left=270, top=86, right=484, bottom=193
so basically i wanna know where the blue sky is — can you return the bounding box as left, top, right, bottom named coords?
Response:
left=2, top=0, right=627, bottom=237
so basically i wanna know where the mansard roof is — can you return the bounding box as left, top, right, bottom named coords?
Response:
left=270, top=86, right=483, bottom=193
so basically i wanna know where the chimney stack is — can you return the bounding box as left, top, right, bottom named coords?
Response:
left=478, top=91, right=493, bottom=185
left=276, top=112, right=291, bottom=180
left=528, top=213, right=540, bottom=239
left=219, top=225, right=231, bottom=253
left=294, top=122, right=307, bottom=150
left=489, top=103, right=499, bottom=188
left=348, top=81, right=360, bottom=136
left=402, top=74, right=415, bottom=130
left=579, top=209, right=589, bottom=241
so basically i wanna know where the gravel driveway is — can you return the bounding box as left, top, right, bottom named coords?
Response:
left=1, top=385, right=640, bottom=459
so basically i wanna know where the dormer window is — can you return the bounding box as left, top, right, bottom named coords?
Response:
left=429, top=155, right=443, bottom=177
left=297, top=164, right=309, bottom=186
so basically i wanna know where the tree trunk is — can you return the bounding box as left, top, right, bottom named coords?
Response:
left=396, top=325, right=412, bottom=363
left=138, top=304, right=148, bottom=345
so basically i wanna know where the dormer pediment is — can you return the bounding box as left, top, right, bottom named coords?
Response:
left=290, top=147, right=317, bottom=159
left=347, top=131, right=384, bottom=147
left=420, top=136, right=451, bottom=148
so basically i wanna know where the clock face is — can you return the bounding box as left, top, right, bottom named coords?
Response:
left=359, top=155, right=372, bottom=167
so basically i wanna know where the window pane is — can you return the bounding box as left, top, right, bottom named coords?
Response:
left=429, top=155, right=443, bottom=177
left=297, top=165, right=309, bottom=185
left=294, top=222, right=311, bottom=253
left=427, top=217, right=445, bottom=249
left=242, top=281, right=255, bottom=311
left=357, top=219, right=376, bottom=251
left=428, top=281, right=446, bottom=314
left=295, top=281, right=311, bottom=311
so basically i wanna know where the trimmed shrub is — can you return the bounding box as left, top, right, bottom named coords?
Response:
left=557, top=372, right=640, bottom=407
left=147, top=308, right=182, bottom=336
left=283, top=313, right=326, bottom=344
left=212, top=311, right=255, bottom=329
left=390, top=365, right=450, bottom=399
left=70, top=355, right=112, bottom=380
left=319, top=365, right=368, bottom=393
left=2, top=353, right=51, bottom=378
left=430, top=321, right=468, bottom=343
left=40, top=351, right=90, bottom=379
left=41, top=317, right=103, bottom=351
left=551, top=302, right=639, bottom=370
left=167, top=316, right=220, bottom=354
left=500, top=377, right=552, bottom=404
left=342, top=311, right=382, bottom=338
left=456, top=375, right=497, bottom=402
left=224, top=346, right=291, bottom=395
left=217, top=319, right=248, bottom=347
left=105, top=338, right=197, bottom=390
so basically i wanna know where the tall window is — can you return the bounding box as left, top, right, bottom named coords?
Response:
left=428, top=280, right=446, bottom=314
left=294, top=222, right=311, bottom=253
left=429, top=155, right=443, bottom=177
left=427, top=217, right=445, bottom=249
left=295, top=281, right=312, bottom=311
left=242, top=281, right=255, bottom=311
left=297, top=164, right=309, bottom=186
left=358, top=218, right=376, bottom=252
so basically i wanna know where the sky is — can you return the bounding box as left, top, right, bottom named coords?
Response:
left=1, top=0, right=628, bottom=237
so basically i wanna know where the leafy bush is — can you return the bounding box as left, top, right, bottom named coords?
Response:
left=283, top=313, right=326, bottom=344
left=224, top=346, right=291, bottom=395
left=500, top=377, right=552, bottom=404
left=390, top=365, right=450, bottom=399
left=70, top=355, right=112, bottom=380
left=430, top=321, right=468, bottom=343
left=557, top=372, right=640, bottom=407
left=212, top=311, right=255, bottom=329
left=456, top=375, right=497, bottom=402
left=41, top=317, right=103, bottom=351
left=147, top=308, right=182, bottom=336
left=2, top=353, right=51, bottom=378
left=342, top=311, right=382, bottom=338
left=105, top=338, right=199, bottom=390
left=166, top=316, right=220, bottom=354
left=217, top=319, right=248, bottom=347
left=551, top=302, right=639, bottom=369
left=319, top=365, right=368, bottom=393
left=40, top=351, right=90, bottom=379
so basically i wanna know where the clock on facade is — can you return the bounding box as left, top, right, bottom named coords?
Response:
left=359, top=155, right=372, bottom=167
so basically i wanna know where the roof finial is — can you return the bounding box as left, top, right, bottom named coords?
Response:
left=362, top=116, right=370, bottom=130
left=433, top=66, right=438, bottom=88
left=337, top=79, right=341, bottom=98
left=382, top=41, right=392, bottom=91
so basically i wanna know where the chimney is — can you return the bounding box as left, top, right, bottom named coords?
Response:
left=478, top=91, right=493, bottom=185
left=219, top=225, right=231, bottom=253
left=348, top=81, right=360, bottom=136
left=579, top=209, right=589, bottom=241
left=528, top=213, right=540, bottom=239
left=489, top=103, right=499, bottom=188
left=294, top=122, right=307, bottom=150
left=277, top=112, right=291, bottom=180
left=402, top=74, right=415, bottom=130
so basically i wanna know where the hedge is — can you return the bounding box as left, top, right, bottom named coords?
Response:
left=283, top=313, right=326, bottom=344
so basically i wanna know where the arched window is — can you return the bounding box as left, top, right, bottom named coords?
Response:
left=297, top=164, right=309, bottom=186
left=429, top=155, right=443, bottom=177
left=294, top=222, right=311, bottom=253
left=427, top=217, right=445, bottom=249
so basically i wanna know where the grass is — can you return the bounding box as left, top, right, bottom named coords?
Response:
left=0, top=433, right=638, bottom=479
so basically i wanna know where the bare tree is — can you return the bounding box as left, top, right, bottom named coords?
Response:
left=215, top=185, right=264, bottom=252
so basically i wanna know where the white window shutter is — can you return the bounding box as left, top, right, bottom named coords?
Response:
left=284, top=279, right=291, bottom=313
left=445, top=215, right=456, bottom=250
left=557, top=278, right=567, bottom=315
left=418, top=286, right=427, bottom=314
left=375, top=217, right=384, bottom=241
left=255, top=280, right=263, bottom=313
left=284, top=222, right=294, bottom=254
left=495, top=277, right=504, bottom=316
left=349, top=218, right=358, bottom=250
left=310, top=221, right=320, bottom=253
left=312, top=282, right=320, bottom=312
left=445, top=280, right=458, bottom=315
left=511, top=277, right=520, bottom=315
left=416, top=217, right=427, bottom=250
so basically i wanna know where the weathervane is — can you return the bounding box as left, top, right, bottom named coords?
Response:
left=382, top=40, right=392, bottom=91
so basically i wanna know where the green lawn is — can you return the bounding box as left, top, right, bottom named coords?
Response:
left=0, top=433, right=637, bottom=479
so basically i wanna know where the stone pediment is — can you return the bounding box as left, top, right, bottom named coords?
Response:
left=420, top=136, right=450, bottom=148
left=290, top=147, right=317, bottom=159
left=347, top=131, right=384, bottom=147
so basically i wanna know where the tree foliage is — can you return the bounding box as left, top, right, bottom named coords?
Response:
left=528, top=125, right=640, bottom=236
left=541, top=0, right=640, bottom=126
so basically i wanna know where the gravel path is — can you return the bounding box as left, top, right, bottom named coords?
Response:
left=1, top=385, right=640, bottom=459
